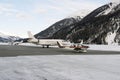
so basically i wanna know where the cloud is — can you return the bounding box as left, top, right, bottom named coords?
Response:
left=56, top=0, right=101, bottom=12
left=68, top=9, right=91, bottom=18
left=46, top=18, right=60, bottom=23
left=48, top=5, right=62, bottom=11
left=33, top=0, right=101, bottom=17
left=0, top=30, right=17, bottom=37
left=110, top=0, right=120, bottom=2
left=0, top=3, right=33, bottom=20
left=34, top=7, right=47, bottom=14
left=0, top=3, right=17, bottom=13
left=16, top=12, right=33, bottom=20
left=33, top=4, right=47, bottom=14
left=47, top=0, right=101, bottom=11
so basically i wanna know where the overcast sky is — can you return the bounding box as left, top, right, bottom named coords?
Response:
left=0, top=0, right=110, bottom=37
left=110, top=0, right=120, bottom=2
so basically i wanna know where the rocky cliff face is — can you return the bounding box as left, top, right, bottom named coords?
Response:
left=35, top=2, right=120, bottom=45
left=52, top=2, right=120, bottom=44
left=72, top=2, right=120, bottom=44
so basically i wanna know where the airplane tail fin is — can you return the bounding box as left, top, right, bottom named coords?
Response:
left=27, top=31, right=35, bottom=39
left=80, top=40, right=83, bottom=44
left=57, top=41, right=65, bottom=48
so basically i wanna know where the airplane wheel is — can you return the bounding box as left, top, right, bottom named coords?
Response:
left=42, top=45, right=45, bottom=48
left=47, top=45, right=49, bottom=48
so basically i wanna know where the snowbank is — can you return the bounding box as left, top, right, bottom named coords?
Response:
left=0, top=43, right=9, bottom=45
left=0, top=55, right=120, bottom=80
left=88, top=44, right=120, bottom=52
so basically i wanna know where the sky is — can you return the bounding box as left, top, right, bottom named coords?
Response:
left=0, top=0, right=111, bottom=38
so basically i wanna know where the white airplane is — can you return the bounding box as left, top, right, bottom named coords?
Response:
left=57, top=41, right=89, bottom=52
left=26, top=31, right=65, bottom=48
left=14, top=31, right=89, bottom=52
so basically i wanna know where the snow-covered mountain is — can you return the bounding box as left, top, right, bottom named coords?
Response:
left=68, top=9, right=91, bottom=18
left=35, top=16, right=82, bottom=39
left=70, top=2, right=120, bottom=44
left=0, top=32, right=7, bottom=38
left=80, top=2, right=120, bottom=23
left=96, top=2, right=119, bottom=16
left=0, top=32, right=21, bottom=42
left=35, top=9, right=91, bottom=39
left=35, top=2, right=120, bottom=45
left=35, top=10, right=90, bottom=38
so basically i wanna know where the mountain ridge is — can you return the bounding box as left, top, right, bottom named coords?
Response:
left=35, top=16, right=82, bottom=39
left=35, top=2, right=120, bottom=45
left=0, top=32, right=21, bottom=42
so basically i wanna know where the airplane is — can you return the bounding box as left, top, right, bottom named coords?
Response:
left=13, top=31, right=89, bottom=52
left=25, top=31, right=65, bottom=48
left=57, top=41, right=89, bottom=52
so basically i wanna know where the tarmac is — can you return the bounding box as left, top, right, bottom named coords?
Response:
left=0, top=45, right=120, bottom=57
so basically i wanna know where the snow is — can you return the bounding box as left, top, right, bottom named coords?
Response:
left=0, top=43, right=120, bottom=80
left=105, top=32, right=117, bottom=45
left=111, top=0, right=120, bottom=3
left=0, top=42, right=120, bottom=52
left=68, top=9, right=91, bottom=18
left=0, top=32, right=11, bottom=38
left=0, top=32, right=20, bottom=39
left=0, top=42, right=9, bottom=45
left=15, top=43, right=120, bottom=52
left=0, top=55, right=120, bottom=80
left=88, top=44, right=120, bottom=52
left=105, top=23, right=120, bottom=45
left=0, top=32, right=5, bottom=36
left=103, top=3, right=117, bottom=15
left=0, top=32, right=9, bottom=38
left=96, top=2, right=119, bottom=17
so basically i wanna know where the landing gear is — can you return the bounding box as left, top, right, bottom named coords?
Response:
left=47, top=45, right=49, bottom=48
left=42, top=45, right=49, bottom=48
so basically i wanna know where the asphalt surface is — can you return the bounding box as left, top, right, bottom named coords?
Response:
left=0, top=45, right=120, bottom=57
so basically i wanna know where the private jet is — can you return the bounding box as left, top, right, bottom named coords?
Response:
left=26, top=31, right=65, bottom=48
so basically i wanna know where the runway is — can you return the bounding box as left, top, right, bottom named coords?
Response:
left=0, top=45, right=120, bottom=80
left=0, top=45, right=120, bottom=57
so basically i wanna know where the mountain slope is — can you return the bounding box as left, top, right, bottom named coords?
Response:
left=0, top=32, right=20, bottom=42
left=35, top=2, right=120, bottom=45
left=52, top=2, right=120, bottom=44
left=35, top=16, right=81, bottom=38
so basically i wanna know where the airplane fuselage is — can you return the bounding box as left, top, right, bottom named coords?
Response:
left=28, top=38, right=64, bottom=48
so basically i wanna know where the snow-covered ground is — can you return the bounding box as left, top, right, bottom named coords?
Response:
left=0, top=43, right=120, bottom=80
left=0, top=43, right=38, bottom=46
left=88, top=44, right=120, bottom=52
left=0, top=42, right=10, bottom=45
left=0, top=42, right=120, bottom=52
left=0, top=55, right=120, bottom=80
